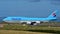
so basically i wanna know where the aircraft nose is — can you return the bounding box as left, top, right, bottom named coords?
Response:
left=3, top=18, right=8, bottom=21
left=0, top=17, right=6, bottom=23
left=3, top=17, right=11, bottom=21
left=3, top=17, right=12, bottom=22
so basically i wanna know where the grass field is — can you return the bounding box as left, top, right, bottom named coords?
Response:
left=0, top=30, right=53, bottom=34
left=0, top=23, right=60, bottom=34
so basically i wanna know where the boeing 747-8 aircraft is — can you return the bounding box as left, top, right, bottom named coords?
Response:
left=3, top=10, right=58, bottom=25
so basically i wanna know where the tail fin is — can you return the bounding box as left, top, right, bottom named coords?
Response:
left=48, top=10, right=58, bottom=18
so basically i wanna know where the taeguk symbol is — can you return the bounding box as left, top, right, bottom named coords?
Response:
left=52, top=13, right=56, bottom=17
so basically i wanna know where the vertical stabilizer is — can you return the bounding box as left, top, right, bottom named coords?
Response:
left=48, top=10, right=58, bottom=18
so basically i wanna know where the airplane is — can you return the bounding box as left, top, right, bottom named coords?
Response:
left=3, top=10, right=58, bottom=25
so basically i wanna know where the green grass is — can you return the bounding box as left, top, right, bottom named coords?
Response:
left=0, top=30, right=53, bottom=34
left=0, top=23, right=60, bottom=34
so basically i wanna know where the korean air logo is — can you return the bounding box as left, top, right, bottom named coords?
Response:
left=52, top=13, right=56, bottom=17
left=12, top=18, right=21, bottom=20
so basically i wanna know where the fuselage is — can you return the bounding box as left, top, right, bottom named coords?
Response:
left=3, top=17, right=56, bottom=21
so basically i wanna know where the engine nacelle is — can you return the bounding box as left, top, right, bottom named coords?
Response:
left=26, top=21, right=31, bottom=24
left=30, top=21, right=41, bottom=25
left=20, top=21, right=41, bottom=25
left=36, top=21, right=40, bottom=23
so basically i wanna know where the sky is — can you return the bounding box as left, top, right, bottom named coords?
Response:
left=0, top=0, right=60, bottom=18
